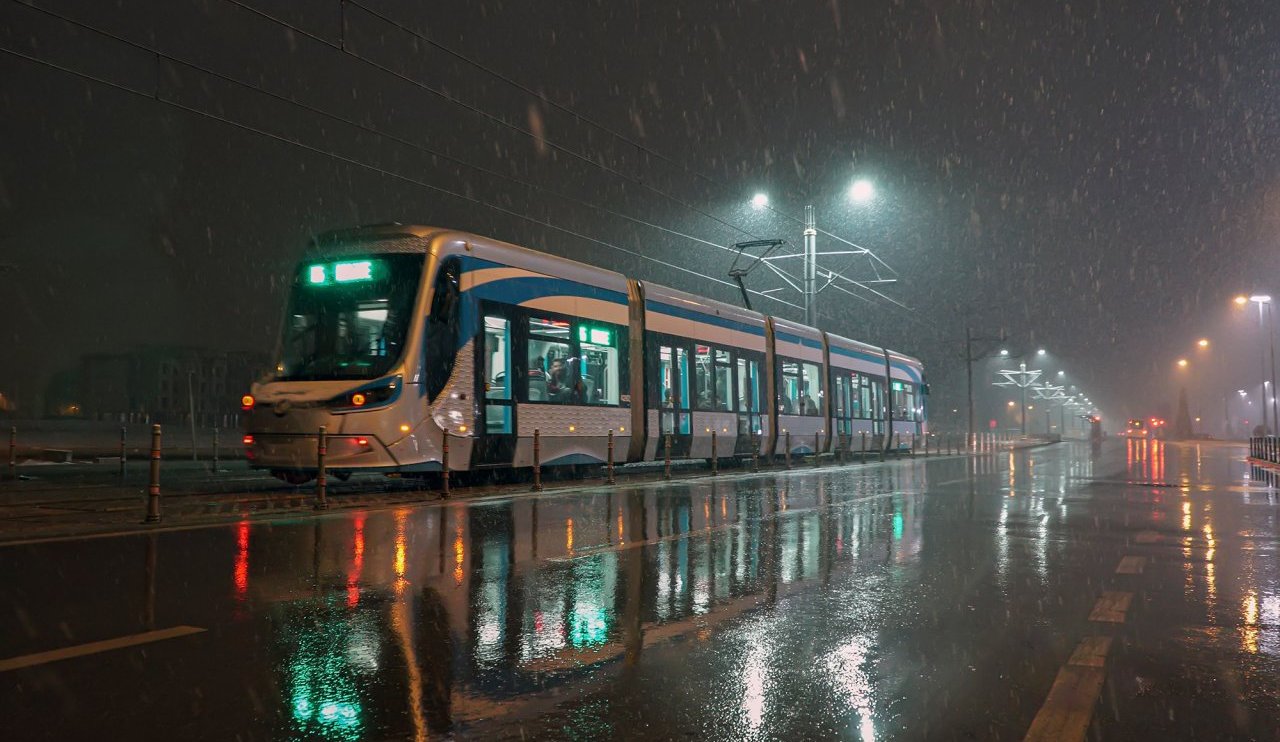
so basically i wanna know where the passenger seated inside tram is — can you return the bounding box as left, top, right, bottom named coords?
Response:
left=805, top=396, right=819, bottom=415
left=547, top=358, right=575, bottom=403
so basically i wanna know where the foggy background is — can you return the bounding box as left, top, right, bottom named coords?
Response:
left=3, top=0, right=1279, bottom=430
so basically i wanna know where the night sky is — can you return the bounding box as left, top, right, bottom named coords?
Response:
left=2, top=0, right=1279, bottom=425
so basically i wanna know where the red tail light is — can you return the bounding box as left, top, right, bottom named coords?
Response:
left=356, top=437, right=369, bottom=447
left=242, top=435, right=254, bottom=445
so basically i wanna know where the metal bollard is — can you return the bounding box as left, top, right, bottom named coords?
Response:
left=145, top=424, right=162, bottom=523
left=894, top=433, right=901, bottom=457
left=814, top=432, right=821, bottom=468
left=314, top=426, right=329, bottom=511
left=664, top=434, right=672, bottom=480
left=441, top=428, right=451, bottom=498
left=606, top=429, right=616, bottom=484
left=211, top=428, right=219, bottom=474
left=924, top=433, right=930, bottom=457
left=860, top=431, right=867, bottom=464
left=751, top=431, right=760, bottom=473
left=533, top=429, right=543, bottom=491
left=119, top=425, right=127, bottom=481
left=710, top=430, right=718, bottom=476
left=7, top=425, right=14, bottom=480
left=785, top=432, right=792, bottom=469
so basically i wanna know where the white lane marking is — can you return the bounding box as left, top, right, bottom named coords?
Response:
left=0, top=626, right=205, bottom=672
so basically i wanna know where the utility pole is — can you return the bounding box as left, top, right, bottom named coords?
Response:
left=965, top=327, right=1006, bottom=447
left=803, top=205, right=817, bottom=326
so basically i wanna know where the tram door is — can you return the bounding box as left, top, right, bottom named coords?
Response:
left=833, top=372, right=853, bottom=441
left=735, top=356, right=762, bottom=454
left=475, top=313, right=517, bottom=466
left=658, top=343, right=692, bottom=456
left=871, top=377, right=887, bottom=438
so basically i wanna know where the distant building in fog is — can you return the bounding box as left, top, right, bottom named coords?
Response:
left=54, top=346, right=271, bottom=424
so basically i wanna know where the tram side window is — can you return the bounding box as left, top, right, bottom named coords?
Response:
left=891, top=381, right=917, bottom=421
left=737, top=358, right=758, bottom=413
left=779, top=360, right=801, bottom=415
left=483, top=316, right=510, bottom=401
left=577, top=323, right=620, bottom=405
left=424, top=257, right=461, bottom=401
left=694, top=345, right=714, bottom=410
left=849, top=373, right=864, bottom=418
left=857, top=375, right=874, bottom=419
left=713, top=348, right=733, bottom=411
left=528, top=316, right=574, bottom=403
left=800, top=362, right=822, bottom=416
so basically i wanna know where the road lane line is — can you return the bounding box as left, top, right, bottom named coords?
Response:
left=1088, top=591, right=1133, bottom=623
left=1023, top=663, right=1107, bottom=741
left=1134, top=531, right=1160, bottom=544
left=0, top=626, right=205, bottom=672
left=1066, top=636, right=1112, bottom=668
left=1115, top=556, right=1147, bottom=574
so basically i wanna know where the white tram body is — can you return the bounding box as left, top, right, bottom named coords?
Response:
left=242, top=225, right=926, bottom=479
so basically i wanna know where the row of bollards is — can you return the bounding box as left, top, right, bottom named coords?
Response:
left=7, top=420, right=1009, bottom=526
left=1250, top=436, right=1280, bottom=464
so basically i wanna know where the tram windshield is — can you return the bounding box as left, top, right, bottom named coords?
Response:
left=275, top=253, right=424, bottom=381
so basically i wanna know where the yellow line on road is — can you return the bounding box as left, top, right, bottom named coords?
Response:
left=1023, top=663, right=1107, bottom=741
left=1067, top=636, right=1112, bottom=668
left=0, top=626, right=205, bottom=672
left=1115, top=556, right=1147, bottom=575
left=1088, top=591, right=1133, bottom=623
left=1134, top=531, right=1160, bottom=544
left=1024, top=636, right=1114, bottom=741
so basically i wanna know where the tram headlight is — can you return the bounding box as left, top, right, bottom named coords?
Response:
left=240, top=394, right=255, bottom=411
left=329, top=375, right=401, bottom=412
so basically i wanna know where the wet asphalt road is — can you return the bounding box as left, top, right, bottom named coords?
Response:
left=2, top=440, right=1279, bottom=741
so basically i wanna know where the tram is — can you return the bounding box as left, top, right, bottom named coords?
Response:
left=241, top=225, right=927, bottom=482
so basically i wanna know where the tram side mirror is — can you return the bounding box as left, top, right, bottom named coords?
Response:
left=920, top=383, right=930, bottom=396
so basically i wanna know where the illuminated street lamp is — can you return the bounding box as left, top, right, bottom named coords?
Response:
left=849, top=179, right=875, bottom=203
left=1198, top=338, right=1209, bottom=348
left=744, top=181, right=885, bottom=326
left=1176, top=358, right=1188, bottom=368
left=1036, top=348, right=1047, bottom=356
left=1239, top=294, right=1277, bottom=432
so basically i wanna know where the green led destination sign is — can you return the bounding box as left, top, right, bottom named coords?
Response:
left=304, top=259, right=379, bottom=286
left=577, top=325, right=613, bottom=346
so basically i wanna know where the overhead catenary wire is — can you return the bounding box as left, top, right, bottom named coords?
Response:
left=0, top=43, right=802, bottom=312
left=346, top=0, right=903, bottom=287
left=219, top=0, right=775, bottom=249
left=3, top=1, right=806, bottom=308
left=12, top=1, right=759, bottom=273
left=225, top=0, right=899, bottom=309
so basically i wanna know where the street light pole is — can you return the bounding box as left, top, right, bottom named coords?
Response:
left=803, top=205, right=817, bottom=326
left=1250, top=295, right=1274, bottom=434
left=965, top=327, right=1005, bottom=448
left=1020, top=364, right=1028, bottom=436
left=1268, top=303, right=1278, bottom=432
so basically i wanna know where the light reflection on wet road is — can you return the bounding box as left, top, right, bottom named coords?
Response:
left=3, top=441, right=1279, bottom=740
